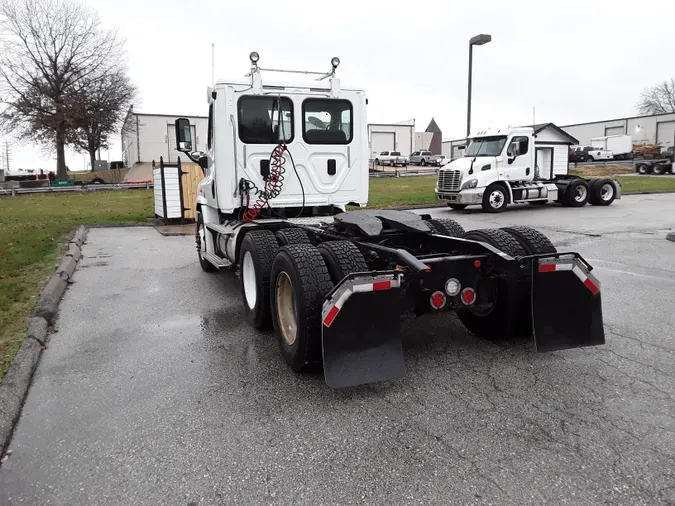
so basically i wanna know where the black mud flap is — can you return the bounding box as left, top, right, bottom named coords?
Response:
left=321, top=274, right=406, bottom=388
left=532, top=257, right=605, bottom=352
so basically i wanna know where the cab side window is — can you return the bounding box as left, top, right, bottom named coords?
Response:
left=509, top=136, right=529, bottom=156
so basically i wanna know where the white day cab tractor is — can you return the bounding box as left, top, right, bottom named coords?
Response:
left=435, top=126, right=621, bottom=213
left=173, top=53, right=606, bottom=388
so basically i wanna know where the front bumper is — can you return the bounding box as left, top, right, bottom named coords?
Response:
left=435, top=188, right=483, bottom=204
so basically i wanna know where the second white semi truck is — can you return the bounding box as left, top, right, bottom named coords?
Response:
left=435, top=126, right=621, bottom=213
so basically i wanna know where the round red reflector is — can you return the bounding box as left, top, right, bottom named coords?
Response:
left=474, top=259, right=481, bottom=268
left=461, top=288, right=476, bottom=305
left=430, top=291, right=446, bottom=310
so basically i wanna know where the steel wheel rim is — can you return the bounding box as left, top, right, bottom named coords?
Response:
left=574, top=185, right=588, bottom=202
left=276, top=272, right=297, bottom=346
left=600, top=183, right=614, bottom=201
left=242, top=251, right=257, bottom=309
left=489, top=190, right=504, bottom=208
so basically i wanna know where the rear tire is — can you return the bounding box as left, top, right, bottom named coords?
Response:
left=589, top=179, right=617, bottom=206
left=240, top=230, right=279, bottom=329
left=562, top=179, right=590, bottom=207
left=425, top=218, right=465, bottom=237
left=317, top=241, right=369, bottom=284
left=637, top=164, right=649, bottom=175
left=500, top=226, right=557, bottom=255
left=276, top=228, right=311, bottom=246
left=447, top=203, right=468, bottom=210
left=458, top=229, right=528, bottom=339
left=270, top=245, right=334, bottom=372
left=653, top=163, right=665, bottom=175
left=482, top=184, right=508, bottom=213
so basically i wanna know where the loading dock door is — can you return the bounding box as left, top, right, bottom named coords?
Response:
left=536, top=148, right=554, bottom=180
left=656, top=121, right=675, bottom=150
left=370, top=131, right=395, bottom=159
left=605, top=126, right=624, bottom=136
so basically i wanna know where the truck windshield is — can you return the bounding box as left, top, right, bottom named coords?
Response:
left=465, top=136, right=507, bottom=157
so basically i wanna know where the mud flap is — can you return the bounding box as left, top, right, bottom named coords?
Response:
left=321, top=274, right=406, bottom=388
left=532, top=258, right=605, bottom=352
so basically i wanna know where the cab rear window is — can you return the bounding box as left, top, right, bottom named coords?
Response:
left=302, top=99, right=353, bottom=144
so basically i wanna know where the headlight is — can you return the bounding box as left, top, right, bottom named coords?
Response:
left=461, top=178, right=478, bottom=190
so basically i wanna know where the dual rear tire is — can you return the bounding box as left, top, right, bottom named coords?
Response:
left=239, top=230, right=369, bottom=372
left=457, top=227, right=557, bottom=340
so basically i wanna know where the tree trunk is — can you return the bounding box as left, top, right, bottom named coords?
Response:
left=55, top=132, right=67, bottom=180
left=89, top=149, right=96, bottom=172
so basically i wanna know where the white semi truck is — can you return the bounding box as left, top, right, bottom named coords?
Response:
left=173, top=54, right=606, bottom=388
left=435, top=126, right=621, bottom=212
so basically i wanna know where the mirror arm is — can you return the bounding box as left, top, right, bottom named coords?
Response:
left=183, top=151, right=201, bottom=164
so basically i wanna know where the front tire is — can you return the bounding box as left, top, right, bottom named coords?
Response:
left=482, top=184, right=508, bottom=213
left=240, top=230, right=279, bottom=329
left=270, top=245, right=334, bottom=372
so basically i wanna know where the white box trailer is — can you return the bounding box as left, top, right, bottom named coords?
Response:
left=590, top=134, right=633, bottom=160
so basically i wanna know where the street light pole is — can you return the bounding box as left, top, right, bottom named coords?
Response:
left=467, top=34, right=492, bottom=138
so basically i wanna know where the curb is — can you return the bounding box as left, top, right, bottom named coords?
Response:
left=667, top=232, right=675, bottom=242
left=0, top=225, right=87, bottom=458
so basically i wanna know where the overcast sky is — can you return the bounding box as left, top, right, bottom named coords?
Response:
left=8, top=0, right=675, bottom=171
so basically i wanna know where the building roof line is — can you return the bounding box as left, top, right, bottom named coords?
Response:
left=561, top=111, right=675, bottom=128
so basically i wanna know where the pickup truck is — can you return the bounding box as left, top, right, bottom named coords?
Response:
left=409, top=150, right=434, bottom=165
left=586, top=146, right=613, bottom=162
left=374, top=151, right=407, bottom=167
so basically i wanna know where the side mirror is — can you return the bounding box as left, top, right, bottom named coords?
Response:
left=174, top=118, right=192, bottom=152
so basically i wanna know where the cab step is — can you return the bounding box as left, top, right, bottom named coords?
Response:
left=202, top=251, right=232, bottom=269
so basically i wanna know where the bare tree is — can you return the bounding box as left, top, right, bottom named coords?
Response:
left=637, top=78, right=675, bottom=116
left=0, top=0, right=123, bottom=179
left=70, top=71, right=136, bottom=171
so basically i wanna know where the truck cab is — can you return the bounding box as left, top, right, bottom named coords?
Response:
left=435, top=126, right=620, bottom=212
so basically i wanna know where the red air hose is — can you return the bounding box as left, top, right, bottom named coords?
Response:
left=242, top=143, right=287, bottom=222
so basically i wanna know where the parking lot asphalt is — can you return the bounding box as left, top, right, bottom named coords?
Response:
left=1, top=194, right=674, bottom=505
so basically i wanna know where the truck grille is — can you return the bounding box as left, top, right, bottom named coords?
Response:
left=437, top=170, right=461, bottom=192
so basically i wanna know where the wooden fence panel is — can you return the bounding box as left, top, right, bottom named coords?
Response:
left=180, top=163, right=204, bottom=221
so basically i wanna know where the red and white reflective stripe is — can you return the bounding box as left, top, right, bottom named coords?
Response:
left=538, top=259, right=600, bottom=295
left=538, top=262, right=573, bottom=272
left=572, top=265, right=600, bottom=295
left=322, top=276, right=400, bottom=328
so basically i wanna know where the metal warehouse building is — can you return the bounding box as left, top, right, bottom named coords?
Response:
left=561, top=112, right=675, bottom=149
left=121, top=107, right=208, bottom=167
left=368, top=119, right=442, bottom=159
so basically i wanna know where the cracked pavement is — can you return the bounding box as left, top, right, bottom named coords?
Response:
left=1, top=193, right=674, bottom=505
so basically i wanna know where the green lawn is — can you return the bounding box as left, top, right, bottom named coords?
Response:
left=0, top=190, right=153, bottom=380
left=365, top=174, right=675, bottom=208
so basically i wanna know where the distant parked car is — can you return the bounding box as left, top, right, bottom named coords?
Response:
left=409, top=150, right=434, bottom=165
left=429, top=155, right=446, bottom=166
left=374, top=151, right=407, bottom=167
